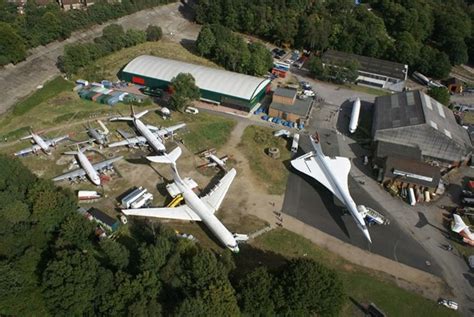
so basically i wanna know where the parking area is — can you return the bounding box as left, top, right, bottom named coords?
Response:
left=281, top=131, right=442, bottom=275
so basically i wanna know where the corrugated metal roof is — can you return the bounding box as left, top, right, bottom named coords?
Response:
left=322, top=50, right=407, bottom=80
left=122, top=55, right=270, bottom=101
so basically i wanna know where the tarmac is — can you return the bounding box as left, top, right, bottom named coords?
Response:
left=282, top=132, right=442, bottom=276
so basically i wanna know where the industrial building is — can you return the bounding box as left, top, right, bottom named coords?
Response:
left=268, top=88, right=313, bottom=123
left=372, top=90, right=472, bottom=167
left=322, top=50, right=408, bottom=92
left=120, top=55, right=271, bottom=112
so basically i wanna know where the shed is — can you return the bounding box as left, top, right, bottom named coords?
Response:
left=88, top=208, right=120, bottom=232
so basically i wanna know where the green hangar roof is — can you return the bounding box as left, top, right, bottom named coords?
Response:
left=122, top=55, right=271, bottom=101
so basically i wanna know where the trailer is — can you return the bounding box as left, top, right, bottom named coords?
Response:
left=78, top=190, right=101, bottom=201
left=291, top=133, right=300, bottom=153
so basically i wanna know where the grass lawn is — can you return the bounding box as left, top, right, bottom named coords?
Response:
left=12, top=77, right=74, bottom=117
left=75, top=39, right=220, bottom=82
left=252, top=229, right=458, bottom=317
left=139, top=111, right=237, bottom=154
left=239, top=125, right=291, bottom=195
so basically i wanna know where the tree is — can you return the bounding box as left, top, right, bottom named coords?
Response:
left=100, top=240, right=130, bottom=271
left=123, top=29, right=146, bottom=47
left=0, top=22, right=26, bottom=65
left=236, top=267, right=275, bottom=316
left=427, top=87, right=450, bottom=106
left=169, top=73, right=200, bottom=112
left=42, top=250, right=99, bottom=315
left=273, top=258, right=345, bottom=316
left=195, top=25, right=216, bottom=56
left=56, top=213, right=95, bottom=249
left=248, top=42, right=273, bottom=76
left=101, top=24, right=125, bottom=51
left=146, top=25, right=163, bottom=42
left=307, top=56, right=325, bottom=78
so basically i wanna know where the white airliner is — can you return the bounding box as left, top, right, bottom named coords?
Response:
left=122, top=146, right=246, bottom=252
left=109, top=107, right=185, bottom=159
left=291, top=133, right=372, bottom=243
left=15, top=132, right=69, bottom=156
left=52, top=145, right=122, bottom=186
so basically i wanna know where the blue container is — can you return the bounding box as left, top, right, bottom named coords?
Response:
left=299, top=123, right=305, bottom=130
left=261, top=115, right=269, bottom=121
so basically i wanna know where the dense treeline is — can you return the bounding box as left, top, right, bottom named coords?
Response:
left=193, top=0, right=474, bottom=79
left=0, top=155, right=345, bottom=316
left=195, top=24, right=273, bottom=76
left=0, top=0, right=173, bottom=66
left=58, top=24, right=162, bottom=77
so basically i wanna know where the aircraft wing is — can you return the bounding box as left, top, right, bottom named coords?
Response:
left=108, top=136, right=147, bottom=148
left=52, top=167, right=86, bottom=182
left=155, top=123, right=186, bottom=137
left=46, top=135, right=69, bottom=146
left=122, top=205, right=202, bottom=221
left=202, top=168, right=237, bottom=213
left=91, top=156, right=123, bottom=171
left=291, top=152, right=351, bottom=203
left=14, top=144, right=41, bottom=156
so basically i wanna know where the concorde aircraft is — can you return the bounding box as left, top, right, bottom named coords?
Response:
left=108, top=107, right=185, bottom=159
left=290, top=133, right=372, bottom=243
left=451, top=214, right=474, bottom=246
left=14, top=131, right=69, bottom=156
left=52, top=145, right=122, bottom=186
left=122, top=146, right=247, bottom=252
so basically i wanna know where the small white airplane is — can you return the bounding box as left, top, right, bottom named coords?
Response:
left=52, top=145, right=122, bottom=186
left=15, top=131, right=69, bottom=156
left=291, top=133, right=372, bottom=243
left=108, top=107, right=185, bottom=159
left=197, top=149, right=228, bottom=170
left=123, top=146, right=246, bottom=252
left=451, top=214, right=474, bottom=246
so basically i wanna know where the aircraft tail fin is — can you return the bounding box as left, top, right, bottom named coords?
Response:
left=147, top=146, right=182, bottom=164
left=134, top=110, right=149, bottom=119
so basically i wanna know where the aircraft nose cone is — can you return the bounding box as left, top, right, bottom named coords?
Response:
left=93, top=177, right=101, bottom=186
left=363, top=229, right=372, bottom=244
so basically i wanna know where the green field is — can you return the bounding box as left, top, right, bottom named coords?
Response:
left=252, top=229, right=457, bottom=317
left=239, top=125, right=291, bottom=195
left=12, top=77, right=75, bottom=116
left=75, top=39, right=220, bottom=82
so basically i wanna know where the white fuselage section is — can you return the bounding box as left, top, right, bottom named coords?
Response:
left=77, top=150, right=101, bottom=185
left=32, top=133, right=50, bottom=154
left=134, top=118, right=165, bottom=152
left=310, top=137, right=371, bottom=242
left=172, top=166, right=239, bottom=252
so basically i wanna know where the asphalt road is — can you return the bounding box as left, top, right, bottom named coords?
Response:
left=282, top=132, right=442, bottom=276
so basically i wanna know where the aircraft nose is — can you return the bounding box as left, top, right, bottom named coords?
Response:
left=363, top=229, right=372, bottom=243
left=93, top=177, right=101, bottom=186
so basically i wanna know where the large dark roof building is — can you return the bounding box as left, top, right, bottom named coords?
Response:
left=322, top=50, right=408, bottom=92
left=372, top=90, right=472, bottom=165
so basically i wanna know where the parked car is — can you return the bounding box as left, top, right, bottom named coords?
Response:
left=303, top=90, right=315, bottom=97
left=468, top=255, right=474, bottom=270
left=461, top=189, right=474, bottom=198
left=185, top=106, right=199, bottom=114
left=437, top=299, right=458, bottom=311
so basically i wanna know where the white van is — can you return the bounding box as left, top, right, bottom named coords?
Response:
left=185, top=106, right=199, bottom=114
